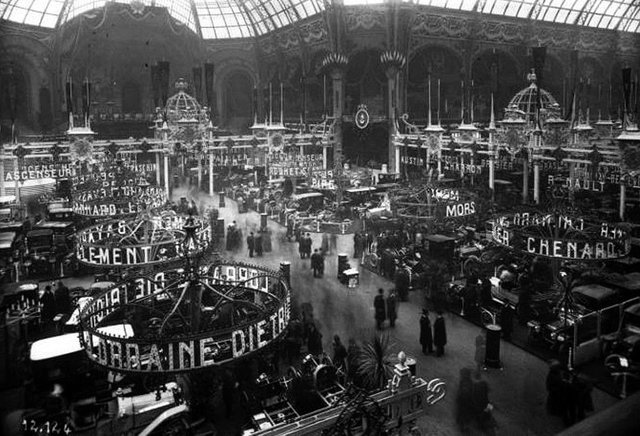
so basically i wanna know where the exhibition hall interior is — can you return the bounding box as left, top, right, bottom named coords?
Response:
left=2, top=0, right=640, bottom=435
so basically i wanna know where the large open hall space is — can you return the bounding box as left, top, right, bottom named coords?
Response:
left=1, top=1, right=640, bottom=435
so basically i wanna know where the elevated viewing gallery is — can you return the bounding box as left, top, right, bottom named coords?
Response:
left=1, top=1, right=640, bottom=436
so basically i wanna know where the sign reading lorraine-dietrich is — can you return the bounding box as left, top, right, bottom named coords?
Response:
left=492, top=213, right=630, bottom=260
left=78, top=264, right=291, bottom=373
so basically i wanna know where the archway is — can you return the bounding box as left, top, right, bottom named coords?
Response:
left=345, top=49, right=386, bottom=116
left=0, top=63, right=30, bottom=140
left=407, top=45, right=464, bottom=124
left=222, top=70, right=253, bottom=132
left=122, top=82, right=142, bottom=113
left=39, top=87, right=53, bottom=132
left=471, top=49, right=521, bottom=122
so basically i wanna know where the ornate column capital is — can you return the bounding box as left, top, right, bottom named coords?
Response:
left=321, top=52, right=349, bottom=79
left=380, top=50, right=406, bottom=78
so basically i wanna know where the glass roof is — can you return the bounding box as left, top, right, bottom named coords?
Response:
left=0, top=0, right=638, bottom=37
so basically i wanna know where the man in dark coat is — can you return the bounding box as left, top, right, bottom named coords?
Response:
left=419, top=309, right=433, bottom=354
left=332, top=335, right=348, bottom=370
left=311, top=249, right=322, bottom=277
left=387, top=289, right=398, bottom=327
left=433, top=311, right=447, bottom=357
left=247, top=232, right=255, bottom=257
left=472, top=370, right=496, bottom=433
left=395, top=264, right=411, bottom=301
left=255, top=233, right=263, bottom=256
left=318, top=249, right=325, bottom=277
left=374, top=288, right=386, bottom=329
left=40, top=285, right=56, bottom=323
left=54, top=281, right=71, bottom=315
left=307, top=323, right=323, bottom=356
left=304, top=233, right=313, bottom=258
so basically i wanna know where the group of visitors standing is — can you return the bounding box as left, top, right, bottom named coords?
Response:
left=298, top=233, right=313, bottom=258
left=373, top=288, right=398, bottom=329
left=246, top=232, right=263, bottom=257
left=419, top=309, right=447, bottom=357
left=226, top=221, right=243, bottom=251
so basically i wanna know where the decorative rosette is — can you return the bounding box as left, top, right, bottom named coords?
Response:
left=69, top=138, right=94, bottom=164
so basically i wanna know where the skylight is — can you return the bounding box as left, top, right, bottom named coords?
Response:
left=0, top=0, right=638, bottom=37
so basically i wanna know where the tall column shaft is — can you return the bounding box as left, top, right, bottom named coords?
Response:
left=387, top=72, right=397, bottom=171
left=164, top=154, right=170, bottom=200
left=620, top=185, right=626, bottom=221
left=209, top=154, right=214, bottom=197
left=155, top=152, right=161, bottom=186
left=331, top=70, right=344, bottom=170
left=522, top=157, right=529, bottom=204
left=534, top=162, right=540, bottom=204
left=0, top=155, right=5, bottom=196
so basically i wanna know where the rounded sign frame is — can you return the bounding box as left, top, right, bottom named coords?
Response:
left=75, top=212, right=212, bottom=268
left=78, top=262, right=291, bottom=374
left=491, top=212, right=631, bottom=261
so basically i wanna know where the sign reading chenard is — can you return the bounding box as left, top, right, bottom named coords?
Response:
left=492, top=213, right=630, bottom=260
left=79, top=264, right=291, bottom=373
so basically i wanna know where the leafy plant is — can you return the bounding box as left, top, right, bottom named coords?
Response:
left=355, top=334, right=396, bottom=391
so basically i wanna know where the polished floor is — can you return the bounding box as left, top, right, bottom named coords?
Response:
left=176, top=187, right=619, bottom=436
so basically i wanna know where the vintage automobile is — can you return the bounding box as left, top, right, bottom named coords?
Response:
left=34, top=220, right=76, bottom=252
left=528, top=284, right=625, bottom=362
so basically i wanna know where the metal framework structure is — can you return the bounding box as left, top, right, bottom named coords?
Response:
left=1, top=0, right=638, bottom=37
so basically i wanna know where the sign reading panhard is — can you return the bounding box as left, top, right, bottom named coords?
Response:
left=78, top=263, right=291, bottom=373
left=76, top=213, right=212, bottom=267
left=492, top=212, right=630, bottom=260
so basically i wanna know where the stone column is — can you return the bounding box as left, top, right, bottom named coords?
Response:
left=197, top=154, right=202, bottom=191
left=330, top=68, right=345, bottom=170
left=164, top=153, right=170, bottom=200
left=522, top=156, right=529, bottom=204
left=322, top=145, right=328, bottom=170
left=209, top=153, right=214, bottom=197
left=533, top=162, right=540, bottom=204
left=0, top=151, right=5, bottom=196
left=386, top=66, right=399, bottom=172
left=155, top=152, right=161, bottom=186
left=620, top=184, right=626, bottom=221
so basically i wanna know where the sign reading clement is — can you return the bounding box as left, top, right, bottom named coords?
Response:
left=492, top=213, right=630, bottom=260
left=76, top=214, right=212, bottom=267
left=79, top=264, right=291, bottom=373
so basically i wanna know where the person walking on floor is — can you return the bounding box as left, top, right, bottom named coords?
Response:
left=318, top=249, right=325, bottom=277
left=419, top=309, right=433, bottom=354
left=456, top=368, right=474, bottom=432
left=54, top=280, right=71, bottom=315
left=475, top=333, right=486, bottom=371
left=307, top=323, right=323, bottom=357
left=311, top=249, right=321, bottom=277
left=304, top=233, right=313, bottom=258
left=374, top=288, right=386, bottom=330
left=471, top=370, right=497, bottom=435
left=332, top=335, right=348, bottom=370
left=434, top=311, right=447, bottom=357
left=40, top=285, right=56, bottom=324
left=247, top=232, right=255, bottom=257
left=387, top=289, right=397, bottom=328
left=299, top=235, right=306, bottom=258
left=255, top=232, right=263, bottom=257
